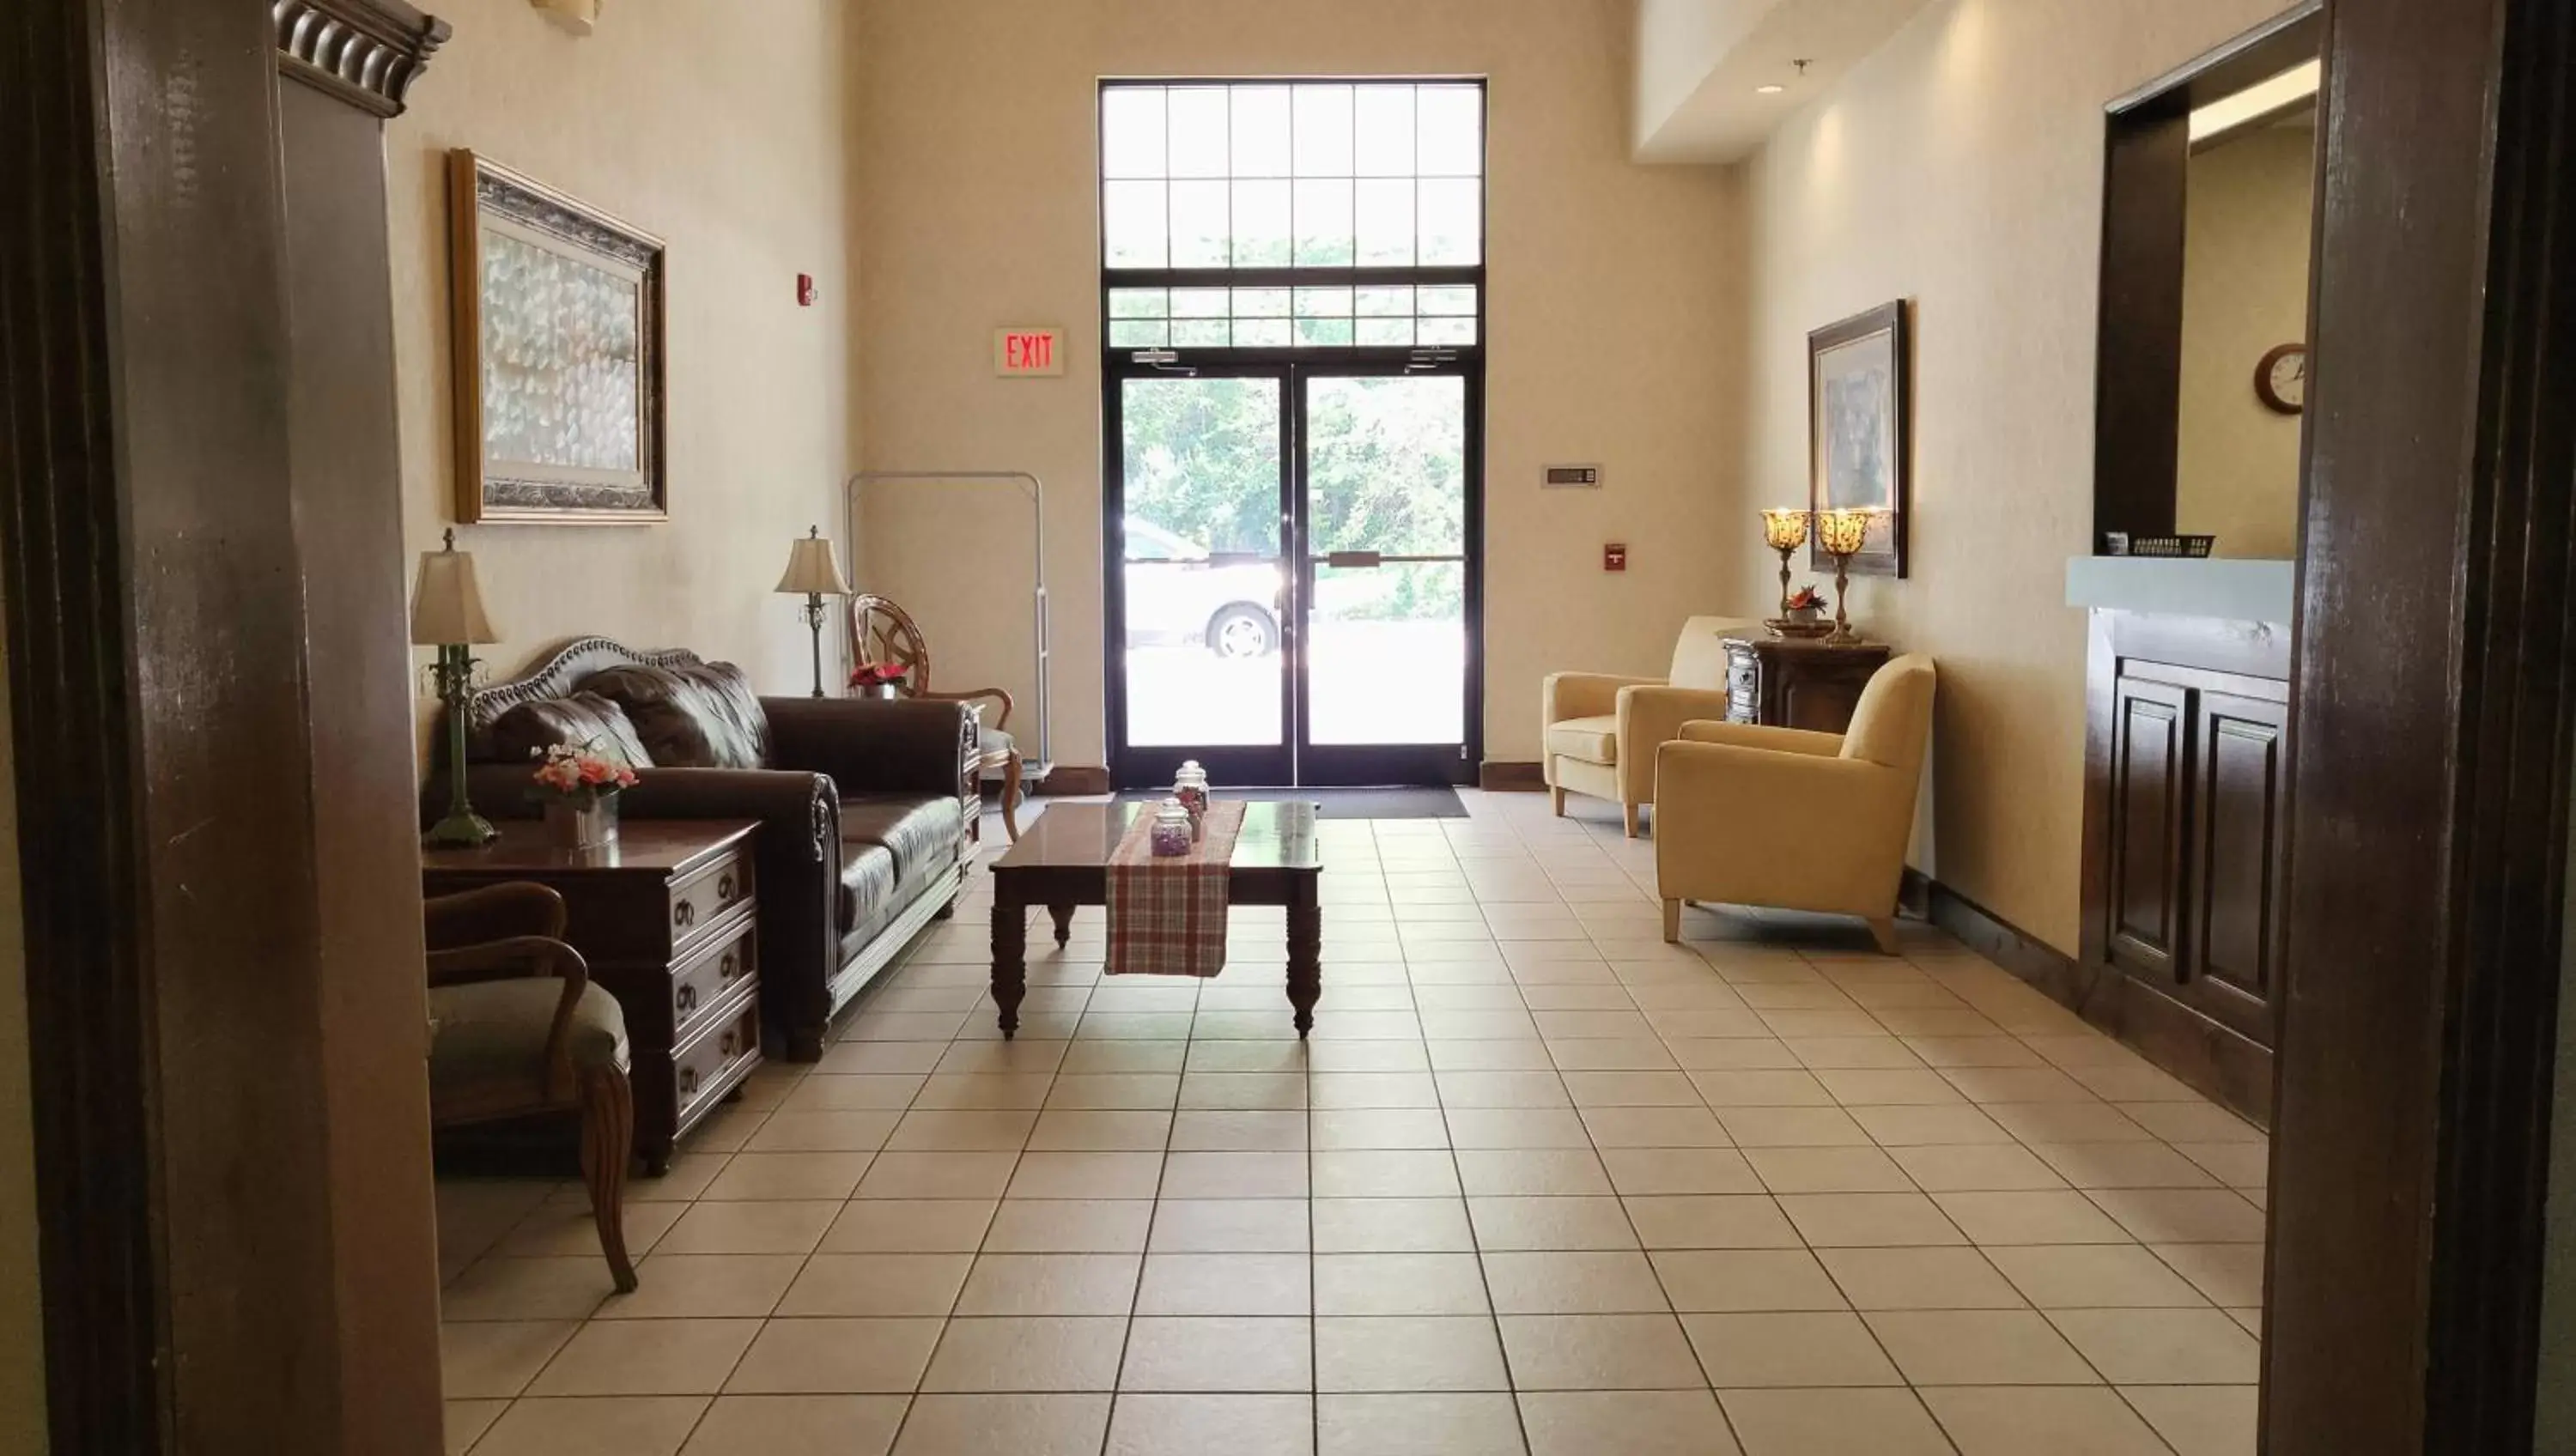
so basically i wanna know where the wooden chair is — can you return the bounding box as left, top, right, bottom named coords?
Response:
left=848, top=592, right=1027, bottom=840
left=425, top=882, right=638, bottom=1291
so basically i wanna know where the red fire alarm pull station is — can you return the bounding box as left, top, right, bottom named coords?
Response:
left=1604, top=543, right=1628, bottom=573
left=796, top=274, right=817, bottom=307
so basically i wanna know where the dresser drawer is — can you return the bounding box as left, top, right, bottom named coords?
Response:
left=672, top=992, right=761, bottom=1128
left=668, top=850, right=753, bottom=950
left=671, top=921, right=756, bottom=1048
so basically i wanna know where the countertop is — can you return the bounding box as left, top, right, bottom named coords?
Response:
left=2064, top=555, right=2295, bottom=625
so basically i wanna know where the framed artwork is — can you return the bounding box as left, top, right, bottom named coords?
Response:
left=448, top=150, right=667, bottom=524
left=1807, top=299, right=1911, bottom=577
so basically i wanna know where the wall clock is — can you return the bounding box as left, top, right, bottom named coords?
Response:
left=2256, top=342, right=2307, bottom=415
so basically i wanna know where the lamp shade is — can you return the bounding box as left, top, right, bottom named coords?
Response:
left=410, top=530, right=500, bottom=646
left=1760, top=507, right=1810, bottom=551
left=775, top=529, right=852, bottom=596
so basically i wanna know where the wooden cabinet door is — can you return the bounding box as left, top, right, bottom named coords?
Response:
left=2184, top=688, right=2288, bottom=1042
left=2107, top=675, right=2191, bottom=980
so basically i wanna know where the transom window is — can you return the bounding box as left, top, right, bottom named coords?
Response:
left=1101, top=80, right=1485, bottom=355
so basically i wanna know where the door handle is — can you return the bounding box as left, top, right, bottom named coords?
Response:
left=1325, top=551, right=1382, bottom=569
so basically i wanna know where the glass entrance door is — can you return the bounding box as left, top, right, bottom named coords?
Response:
left=1110, top=371, right=1295, bottom=787
left=1109, top=363, right=1479, bottom=788
left=1297, top=368, right=1476, bottom=785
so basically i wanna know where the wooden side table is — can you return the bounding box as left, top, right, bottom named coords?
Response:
left=1721, top=634, right=1894, bottom=734
left=423, top=818, right=762, bottom=1174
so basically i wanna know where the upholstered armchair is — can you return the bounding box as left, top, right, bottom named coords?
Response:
left=425, top=882, right=637, bottom=1291
left=1653, top=653, right=1936, bottom=953
left=1541, top=615, right=1757, bottom=836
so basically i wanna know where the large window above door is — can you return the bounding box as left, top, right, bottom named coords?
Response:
left=1100, top=80, right=1485, bottom=355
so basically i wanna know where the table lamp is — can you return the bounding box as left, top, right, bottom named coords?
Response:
left=1760, top=507, right=1813, bottom=634
left=1815, top=507, right=1876, bottom=645
left=412, top=529, right=501, bottom=848
left=775, top=525, right=852, bottom=697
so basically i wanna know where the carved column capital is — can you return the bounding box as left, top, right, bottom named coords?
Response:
left=273, top=0, right=451, bottom=118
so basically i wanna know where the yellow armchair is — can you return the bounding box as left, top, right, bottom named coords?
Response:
left=1541, top=616, right=1757, bottom=836
left=1653, top=653, right=1936, bottom=952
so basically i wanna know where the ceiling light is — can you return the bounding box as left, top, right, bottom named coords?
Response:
left=1756, top=83, right=1785, bottom=95
left=2189, top=59, right=2321, bottom=143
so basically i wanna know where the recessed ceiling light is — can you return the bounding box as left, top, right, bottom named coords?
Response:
left=1756, top=83, right=1785, bottom=94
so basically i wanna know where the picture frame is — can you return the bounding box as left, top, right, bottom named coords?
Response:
left=448, top=149, right=667, bottom=525
left=1807, top=299, right=1911, bottom=578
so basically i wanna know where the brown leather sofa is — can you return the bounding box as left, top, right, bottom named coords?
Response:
left=423, top=637, right=978, bottom=1060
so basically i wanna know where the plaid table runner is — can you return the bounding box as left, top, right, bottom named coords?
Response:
left=1105, top=800, right=1248, bottom=978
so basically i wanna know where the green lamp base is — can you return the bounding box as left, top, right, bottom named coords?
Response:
left=424, top=810, right=500, bottom=849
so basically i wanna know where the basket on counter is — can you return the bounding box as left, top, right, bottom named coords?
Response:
left=2102, top=532, right=2215, bottom=559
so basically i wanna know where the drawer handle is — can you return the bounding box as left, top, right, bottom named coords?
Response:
left=718, top=951, right=741, bottom=981
left=674, top=901, right=696, bottom=930
left=676, top=985, right=697, bottom=1015
left=719, top=1029, right=739, bottom=1060
left=716, top=872, right=737, bottom=902
left=678, top=1067, right=699, bottom=1097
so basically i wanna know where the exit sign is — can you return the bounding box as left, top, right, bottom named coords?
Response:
left=993, top=328, right=1064, bottom=377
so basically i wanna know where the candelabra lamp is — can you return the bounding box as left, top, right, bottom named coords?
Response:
left=411, top=529, right=503, bottom=848
left=1814, top=508, right=1877, bottom=646
left=775, top=525, right=853, bottom=697
left=1760, top=507, right=1828, bottom=638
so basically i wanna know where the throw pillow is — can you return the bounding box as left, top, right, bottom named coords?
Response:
left=582, top=661, right=770, bottom=770
left=487, top=691, right=653, bottom=769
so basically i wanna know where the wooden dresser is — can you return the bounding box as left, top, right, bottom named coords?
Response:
left=1720, top=634, right=1894, bottom=733
left=422, top=818, right=762, bottom=1173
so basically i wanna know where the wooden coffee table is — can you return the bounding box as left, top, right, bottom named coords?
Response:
left=988, top=800, right=1324, bottom=1037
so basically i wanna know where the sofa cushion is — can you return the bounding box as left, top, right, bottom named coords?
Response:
left=428, top=979, right=630, bottom=1110
left=486, top=691, right=652, bottom=770
left=841, top=794, right=964, bottom=884
left=583, top=661, right=769, bottom=770
left=1546, top=714, right=1619, bottom=765
left=838, top=842, right=899, bottom=935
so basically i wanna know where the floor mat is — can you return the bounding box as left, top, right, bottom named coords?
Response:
left=1113, top=786, right=1468, bottom=819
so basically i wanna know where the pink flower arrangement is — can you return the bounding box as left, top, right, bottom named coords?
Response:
left=530, top=740, right=639, bottom=806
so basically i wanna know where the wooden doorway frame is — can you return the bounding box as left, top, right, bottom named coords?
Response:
left=2267, top=0, right=2576, bottom=1448
left=0, top=1, right=451, bottom=1449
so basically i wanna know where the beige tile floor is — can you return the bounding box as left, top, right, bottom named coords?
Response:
left=435, top=790, right=2266, bottom=1456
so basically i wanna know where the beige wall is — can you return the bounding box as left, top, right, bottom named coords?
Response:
left=2175, top=120, right=2313, bottom=560
left=850, top=0, right=1745, bottom=770
left=0, top=625, right=43, bottom=1454
left=388, top=0, right=860, bottom=701
left=1737, top=0, right=2285, bottom=951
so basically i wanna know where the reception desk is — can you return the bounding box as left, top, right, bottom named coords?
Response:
left=2066, top=556, right=2294, bottom=1122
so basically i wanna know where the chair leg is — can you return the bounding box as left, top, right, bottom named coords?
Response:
left=1549, top=786, right=1566, bottom=816
left=1867, top=917, right=1901, bottom=956
left=1000, top=751, right=1024, bottom=843
left=579, top=1066, right=638, bottom=1293
left=1622, top=802, right=1642, bottom=838
left=1661, top=897, right=1682, bottom=943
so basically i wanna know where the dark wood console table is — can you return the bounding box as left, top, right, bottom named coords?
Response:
left=423, top=819, right=761, bottom=1173
left=1721, top=633, right=1894, bottom=733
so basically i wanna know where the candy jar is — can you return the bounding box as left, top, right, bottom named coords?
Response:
left=1149, top=798, right=1194, bottom=857
left=1173, top=761, right=1210, bottom=838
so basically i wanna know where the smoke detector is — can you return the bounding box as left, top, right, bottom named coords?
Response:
left=532, top=0, right=599, bottom=36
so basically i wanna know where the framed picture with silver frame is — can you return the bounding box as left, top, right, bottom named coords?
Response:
left=1807, top=299, right=1911, bottom=578
left=448, top=149, right=667, bottom=525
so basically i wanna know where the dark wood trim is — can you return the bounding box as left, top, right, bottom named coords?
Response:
left=1911, top=873, right=2271, bottom=1127
left=274, top=0, right=450, bottom=118
left=0, top=2, right=161, bottom=1443
left=1, top=0, right=450, bottom=1447
left=2266, top=0, right=2576, bottom=1447
left=1478, top=761, right=1545, bottom=792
